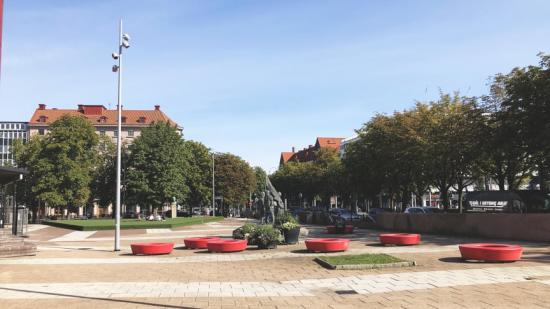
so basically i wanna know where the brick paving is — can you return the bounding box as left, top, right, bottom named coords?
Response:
left=1, top=218, right=549, bottom=308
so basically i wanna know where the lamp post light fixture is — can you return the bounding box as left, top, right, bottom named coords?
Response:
left=112, top=19, right=130, bottom=251
left=212, top=153, right=215, bottom=217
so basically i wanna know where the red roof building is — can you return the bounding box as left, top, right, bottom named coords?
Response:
left=279, top=137, right=344, bottom=166
left=28, top=104, right=181, bottom=143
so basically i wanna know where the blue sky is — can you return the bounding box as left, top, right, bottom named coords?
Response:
left=2, top=0, right=550, bottom=172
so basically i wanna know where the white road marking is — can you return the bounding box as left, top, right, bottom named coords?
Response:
left=49, top=231, right=97, bottom=242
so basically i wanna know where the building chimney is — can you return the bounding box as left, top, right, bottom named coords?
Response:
left=154, top=105, right=160, bottom=111
left=38, top=104, right=46, bottom=110
left=292, top=146, right=295, bottom=153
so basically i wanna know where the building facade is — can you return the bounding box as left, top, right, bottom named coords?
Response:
left=0, top=122, right=28, bottom=166
left=27, top=103, right=181, bottom=218
left=28, top=104, right=181, bottom=144
left=339, top=135, right=360, bottom=158
left=279, top=137, right=344, bottom=167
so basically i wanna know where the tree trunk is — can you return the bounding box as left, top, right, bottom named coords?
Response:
left=439, top=187, right=451, bottom=210
left=457, top=187, right=464, bottom=214
left=497, top=176, right=506, bottom=191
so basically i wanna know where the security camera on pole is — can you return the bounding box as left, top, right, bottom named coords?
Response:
left=112, top=19, right=130, bottom=251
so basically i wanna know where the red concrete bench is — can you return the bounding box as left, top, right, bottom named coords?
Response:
left=459, top=243, right=523, bottom=262
left=184, top=237, right=221, bottom=249
left=131, top=243, right=174, bottom=255
left=326, top=225, right=354, bottom=234
left=207, top=239, right=248, bottom=253
left=305, top=238, right=350, bottom=252
left=379, top=233, right=421, bottom=245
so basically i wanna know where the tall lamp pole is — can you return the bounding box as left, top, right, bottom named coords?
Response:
left=212, top=153, right=215, bottom=217
left=111, top=19, right=130, bottom=251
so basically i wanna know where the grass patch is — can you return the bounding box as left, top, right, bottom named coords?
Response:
left=43, top=216, right=224, bottom=231
left=319, top=254, right=403, bottom=266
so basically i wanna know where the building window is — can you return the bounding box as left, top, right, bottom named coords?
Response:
left=38, top=129, right=45, bottom=135
left=39, top=116, right=47, bottom=123
left=128, top=130, right=134, bottom=137
left=138, top=117, right=146, bottom=123
left=99, top=116, right=107, bottom=123
left=114, top=130, right=118, bottom=137
left=121, top=116, right=127, bottom=123
left=99, top=130, right=106, bottom=136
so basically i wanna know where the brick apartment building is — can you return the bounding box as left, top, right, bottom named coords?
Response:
left=279, top=137, right=344, bottom=167
left=28, top=103, right=181, bottom=143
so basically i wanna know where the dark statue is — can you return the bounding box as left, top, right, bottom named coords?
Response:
left=254, top=177, right=285, bottom=224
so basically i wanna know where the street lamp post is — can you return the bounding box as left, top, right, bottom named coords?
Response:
left=111, top=19, right=130, bottom=251
left=212, top=153, right=215, bottom=217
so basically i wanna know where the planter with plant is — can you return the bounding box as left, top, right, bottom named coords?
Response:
left=251, top=224, right=281, bottom=249
left=232, top=223, right=257, bottom=245
left=276, top=212, right=301, bottom=244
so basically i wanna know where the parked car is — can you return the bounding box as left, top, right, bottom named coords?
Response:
left=163, top=210, right=190, bottom=217
left=404, top=207, right=444, bottom=214
left=404, top=207, right=426, bottom=214
left=328, top=208, right=361, bottom=222
left=368, top=208, right=392, bottom=221
left=422, top=207, right=444, bottom=213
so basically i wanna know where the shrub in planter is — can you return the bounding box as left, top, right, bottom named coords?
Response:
left=281, top=221, right=301, bottom=244
left=232, top=223, right=257, bottom=245
left=275, top=212, right=301, bottom=244
left=274, top=212, right=297, bottom=227
left=251, top=224, right=282, bottom=249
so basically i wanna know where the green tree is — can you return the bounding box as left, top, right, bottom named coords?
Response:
left=14, top=115, right=99, bottom=215
left=90, top=136, right=118, bottom=208
left=125, top=122, right=189, bottom=211
left=492, top=53, right=550, bottom=191
left=253, top=166, right=267, bottom=198
left=183, top=140, right=212, bottom=209
left=213, top=153, right=255, bottom=209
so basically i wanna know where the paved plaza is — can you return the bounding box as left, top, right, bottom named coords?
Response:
left=1, top=218, right=550, bottom=308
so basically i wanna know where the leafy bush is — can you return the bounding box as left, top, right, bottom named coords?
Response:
left=232, top=223, right=257, bottom=243
left=275, top=211, right=300, bottom=230
left=251, top=224, right=282, bottom=248
left=281, top=221, right=300, bottom=231
left=275, top=211, right=298, bottom=226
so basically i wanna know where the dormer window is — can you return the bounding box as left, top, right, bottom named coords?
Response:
left=98, top=116, right=107, bottom=123
left=121, top=116, right=127, bottom=123
left=138, top=117, right=146, bottom=124
left=38, top=116, right=47, bottom=123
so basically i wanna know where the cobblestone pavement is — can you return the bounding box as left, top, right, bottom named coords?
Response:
left=1, top=218, right=549, bottom=308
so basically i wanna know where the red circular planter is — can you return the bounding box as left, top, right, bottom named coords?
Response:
left=207, top=239, right=248, bottom=253
left=184, top=237, right=221, bottom=249
left=379, top=233, right=421, bottom=245
left=459, top=243, right=523, bottom=262
left=305, top=238, right=350, bottom=252
left=131, top=243, right=174, bottom=255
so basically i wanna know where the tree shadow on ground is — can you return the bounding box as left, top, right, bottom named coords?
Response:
left=290, top=249, right=312, bottom=254
left=439, top=256, right=518, bottom=264
left=0, top=287, right=197, bottom=309
left=519, top=252, right=550, bottom=263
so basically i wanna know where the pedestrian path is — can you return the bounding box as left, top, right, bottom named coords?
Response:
left=46, top=228, right=236, bottom=242
left=13, top=245, right=457, bottom=265
left=49, top=231, right=97, bottom=242
left=0, top=266, right=549, bottom=299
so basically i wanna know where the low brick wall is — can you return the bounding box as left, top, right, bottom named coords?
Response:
left=376, top=213, right=550, bottom=242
